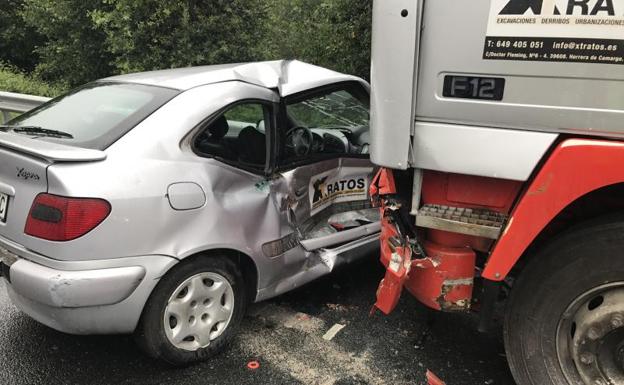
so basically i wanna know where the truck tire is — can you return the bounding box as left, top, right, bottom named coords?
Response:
left=505, top=216, right=624, bottom=385
left=135, top=256, right=246, bottom=366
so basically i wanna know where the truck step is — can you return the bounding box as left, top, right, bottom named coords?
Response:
left=415, top=204, right=507, bottom=239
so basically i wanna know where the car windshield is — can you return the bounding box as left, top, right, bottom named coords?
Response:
left=287, top=87, right=369, bottom=130
left=6, top=82, right=178, bottom=150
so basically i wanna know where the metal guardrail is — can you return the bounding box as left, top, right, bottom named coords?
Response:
left=0, top=91, right=50, bottom=124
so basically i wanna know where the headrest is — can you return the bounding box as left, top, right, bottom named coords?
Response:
left=207, top=115, right=229, bottom=140
left=239, top=125, right=263, bottom=138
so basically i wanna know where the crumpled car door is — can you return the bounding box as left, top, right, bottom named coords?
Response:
left=277, top=158, right=379, bottom=252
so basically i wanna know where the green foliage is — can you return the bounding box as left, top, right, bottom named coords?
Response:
left=20, top=0, right=115, bottom=86
left=1, top=0, right=372, bottom=93
left=0, top=0, right=43, bottom=71
left=0, top=64, right=65, bottom=97
left=224, top=103, right=264, bottom=125
left=266, top=0, right=372, bottom=80
left=91, top=0, right=270, bottom=73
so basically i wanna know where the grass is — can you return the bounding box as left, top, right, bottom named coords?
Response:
left=0, top=64, right=65, bottom=97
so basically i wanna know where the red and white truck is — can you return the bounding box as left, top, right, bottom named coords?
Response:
left=368, top=1, right=624, bottom=384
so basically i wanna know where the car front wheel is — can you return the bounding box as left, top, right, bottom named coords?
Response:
left=135, top=256, right=246, bottom=366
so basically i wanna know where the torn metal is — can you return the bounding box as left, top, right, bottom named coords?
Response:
left=371, top=168, right=475, bottom=315
left=256, top=159, right=378, bottom=301
left=405, top=242, right=475, bottom=312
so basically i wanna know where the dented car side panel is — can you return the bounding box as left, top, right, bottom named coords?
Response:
left=0, top=75, right=378, bottom=335
left=42, top=82, right=377, bottom=297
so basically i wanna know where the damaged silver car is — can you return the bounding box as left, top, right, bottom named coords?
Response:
left=0, top=60, right=378, bottom=365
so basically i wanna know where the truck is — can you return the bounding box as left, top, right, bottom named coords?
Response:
left=368, top=1, right=624, bottom=385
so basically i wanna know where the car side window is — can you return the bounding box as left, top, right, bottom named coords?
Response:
left=195, top=102, right=268, bottom=169
left=280, top=84, right=370, bottom=167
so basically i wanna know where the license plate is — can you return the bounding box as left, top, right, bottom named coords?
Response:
left=0, top=193, right=8, bottom=223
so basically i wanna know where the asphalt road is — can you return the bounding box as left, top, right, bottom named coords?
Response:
left=0, top=256, right=516, bottom=385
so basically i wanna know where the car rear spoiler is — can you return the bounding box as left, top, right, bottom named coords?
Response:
left=0, top=132, right=106, bottom=163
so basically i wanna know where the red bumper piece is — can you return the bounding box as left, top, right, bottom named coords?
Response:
left=405, top=242, right=475, bottom=311
left=374, top=212, right=412, bottom=314
left=426, top=370, right=447, bottom=385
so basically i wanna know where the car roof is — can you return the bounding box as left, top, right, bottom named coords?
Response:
left=101, top=60, right=367, bottom=97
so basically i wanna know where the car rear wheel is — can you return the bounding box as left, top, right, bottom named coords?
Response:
left=505, top=216, right=624, bottom=385
left=135, top=256, right=246, bottom=366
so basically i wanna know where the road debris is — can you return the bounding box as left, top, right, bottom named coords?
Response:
left=246, top=360, right=260, bottom=370
left=425, top=370, right=446, bottom=385
left=326, top=303, right=358, bottom=312
left=322, top=323, right=346, bottom=341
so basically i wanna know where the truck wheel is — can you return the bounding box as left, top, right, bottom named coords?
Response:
left=505, top=216, right=624, bottom=385
left=135, top=256, right=246, bottom=366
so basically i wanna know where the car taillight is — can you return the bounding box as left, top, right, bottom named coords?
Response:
left=24, top=193, right=111, bottom=241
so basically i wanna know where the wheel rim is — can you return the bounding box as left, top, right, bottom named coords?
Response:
left=557, top=282, right=624, bottom=385
left=163, top=272, right=235, bottom=351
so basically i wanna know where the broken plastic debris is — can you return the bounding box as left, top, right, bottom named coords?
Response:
left=425, top=370, right=446, bottom=385
left=295, top=312, right=311, bottom=321
left=326, top=303, right=358, bottom=312
left=319, top=248, right=339, bottom=270
left=254, top=180, right=270, bottom=193
left=322, top=323, right=346, bottom=341
left=247, top=360, right=260, bottom=370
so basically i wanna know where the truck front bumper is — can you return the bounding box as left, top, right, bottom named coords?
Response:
left=0, top=236, right=177, bottom=335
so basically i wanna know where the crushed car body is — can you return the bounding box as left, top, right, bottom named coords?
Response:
left=0, top=60, right=378, bottom=364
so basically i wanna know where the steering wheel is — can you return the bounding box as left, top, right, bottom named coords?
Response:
left=285, top=126, right=314, bottom=157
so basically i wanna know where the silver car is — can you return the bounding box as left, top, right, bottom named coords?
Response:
left=0, top=60, right=379, bottom=365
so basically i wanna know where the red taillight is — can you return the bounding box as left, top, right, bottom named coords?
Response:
left=24, top=193, right=111, bottom=241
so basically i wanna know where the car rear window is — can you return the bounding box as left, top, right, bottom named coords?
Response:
left=7, top=82, right=179, bottom=150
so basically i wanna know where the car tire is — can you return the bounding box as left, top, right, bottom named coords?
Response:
left=505, top=215, right=624, bottom=385
left=135, top=256, right=246, bottom=366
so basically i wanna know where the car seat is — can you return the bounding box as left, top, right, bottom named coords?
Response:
left=197, top=116, right=234, bottom=159
left=237, top=126, right=266, bottom=165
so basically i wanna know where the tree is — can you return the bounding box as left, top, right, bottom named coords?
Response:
left=20, top=0, right=114, bottom=86
left=2, top=0, right=372, bottom=90
left=0, top=0, right=43, bottom=71
left=91, top=0, right=270, bottom=74
left=266, top=0, right=372, bottom=80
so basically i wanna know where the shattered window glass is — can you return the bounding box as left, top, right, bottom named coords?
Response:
left=288, top=90, right=369, bottom=129
left=281, top=84, right=370, bottom=164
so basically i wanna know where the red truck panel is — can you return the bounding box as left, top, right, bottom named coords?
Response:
left=484, top=138, right=624, bottom=280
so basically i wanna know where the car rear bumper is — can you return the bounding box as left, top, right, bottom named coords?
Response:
left=0, top=235, right=177, bottom=335
left=4, top=256, right=146, bottom=308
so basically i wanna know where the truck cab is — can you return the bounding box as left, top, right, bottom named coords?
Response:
left=369, top=1, right=624, bottom=385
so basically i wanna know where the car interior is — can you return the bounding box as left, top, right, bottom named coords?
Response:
left=194, top=87, right=370, bottom=168
left=195, top=103, right=268, bottom=167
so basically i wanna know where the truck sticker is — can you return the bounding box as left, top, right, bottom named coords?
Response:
left=309, top=168, right=369, bottom=216
left=484, top=0, right=624, bottom=64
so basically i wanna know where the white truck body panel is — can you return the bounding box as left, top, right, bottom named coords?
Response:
left=370, top=0, right=624, bottom=179
left=370, top=0, right=422, bottom=169
left=411, top=122, right=557, bottom=181
left=416, top=0, right=624, bottom=134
